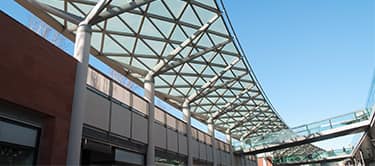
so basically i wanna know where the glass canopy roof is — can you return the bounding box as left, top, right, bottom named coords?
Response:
left=16, top=0, right=287, bottom=139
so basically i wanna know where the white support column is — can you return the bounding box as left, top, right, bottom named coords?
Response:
left=240, top=137, right=246, bottom=152
left=208, top=120, right=217, bottom=166
left=144, top=74, right=155, bottom=166
left=226, top=132, right=234, bottom=166
left=67, top=24, right=92, bottom=165
left=262, top=157, right=267, bottom=166
left=183, top=101, right=193, bottom=166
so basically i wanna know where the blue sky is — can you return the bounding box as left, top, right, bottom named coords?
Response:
left=222, top=0, right=375, bottom=127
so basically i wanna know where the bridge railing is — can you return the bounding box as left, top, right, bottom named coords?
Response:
left=235, top=109, right=372, bottom=151
left=272, top=147, right=353, bottom=164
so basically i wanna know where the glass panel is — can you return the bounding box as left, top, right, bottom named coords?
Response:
left=87, top=68, right=110, bottom=95
left=0, top=119, right=39, bottom=165
left=0, top=142, right=36, bottom=165
left=177, top=121, right=186, bottom=134
left=240, top=109, right=372, bottom=151
left=225, top=144, right=229, bottom=152
left=198, top=131, right=205, bottom=143
left=192, top=128, right=198, bottom=139
left=132, top=94, right=148, bottom=115
left=0, top=120, right=37, bottom=147
left=154, top=107, right=165, bottom=124
left=112, top=83, right=131, bottom=105
left=166, top=114, right=176, bottom=130
left=218, top=141, right=224, bottom=151
left=115, top=149, right=144, bottom=165
left=205, top=134, right=211, bottom=145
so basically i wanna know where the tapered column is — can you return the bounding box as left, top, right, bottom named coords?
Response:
left=208, top=120, right=217, bottom=166
left=226, top=132, right=234, bottom=166
left=144, top=74, right=155, bottom=166
left=67, top=24, right=92, bottom=165
left=183, top=101, right=193, bottom=166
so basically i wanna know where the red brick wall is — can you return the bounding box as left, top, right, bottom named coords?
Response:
left=0, top=12, right=77, bottom=164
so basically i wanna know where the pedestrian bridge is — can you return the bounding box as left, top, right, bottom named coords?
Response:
left=234, top=109, right=373, bottom=155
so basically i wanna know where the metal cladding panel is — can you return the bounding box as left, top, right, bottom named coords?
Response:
left=226, top=152, right=231, bottom=166
left=110, top=102, right=131, bottom=138
left=220, top=151, right=228, bottom=165
left=84, top=90, right=110, bottom=131
left=249, top=160, right=257, bottom=166
left=178, top=134, right=188, bottom=155
left=154, top=123, right=166, bottom=149
left=167, top=128, right=178, bottom=153
left=217, top=151, right=223, bottom=165
left=192, top=139, right=199, bottom=158
left=206, top=145, right=213, bottom=162
left=199, top=142, right=206, bottom=160
left=131, top=113, right=148, bottom=143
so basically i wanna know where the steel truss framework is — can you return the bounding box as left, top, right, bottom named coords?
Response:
left=17, top=0, right=287, bottom=140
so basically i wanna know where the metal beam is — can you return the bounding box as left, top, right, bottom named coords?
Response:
left=157, top=39, right=232, bottom=74
left=199, top=72, right=246, bottom=97
left=142, top=13, right=219, bottom=166
left=187, top=58, right=241, bottom=103
left=82, top=0, right=112, bottom=25
left=210, top=93, right=261, bottom=122
left=240, top=116, right=274, bottom=141
left=209, top=84, right=255, bottom=120
left=118, top=62, right=148, bottom=77
left=240, top=123, right=261, bottom=141
left=23, top=0, right=83, bottom=24
left=151, top=14, right=220, bottom=77
left=90, top=0, right=156, bottom=25
left=181, top=58, right=240, bottom=165
left=93, top=29, right=238, bottom=56
left=227, top=104, right=268, bottom=132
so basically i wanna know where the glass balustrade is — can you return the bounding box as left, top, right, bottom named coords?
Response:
left=272, top=147, right=353, bottom=164
left=233, top=109, right=372, bottom=152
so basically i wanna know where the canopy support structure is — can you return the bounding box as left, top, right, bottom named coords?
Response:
left=67, top=23, right=92, bottom=165
left=226, top=131, right=234, bottom=166
left=66, top=0, right=112, bottom=164
left=208, top=119, right=217, bottom=166
left=144, top=14, right=220, bottom=166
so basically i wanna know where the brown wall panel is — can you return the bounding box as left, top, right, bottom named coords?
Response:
left=0, top=12, right=76, bottom=164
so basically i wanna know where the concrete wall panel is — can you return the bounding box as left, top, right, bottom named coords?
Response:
left=131, top=113, right=148, bottom=143
left=154, top=123, right=166, bottom=149
left=84, top=90, right=110, bottom=130
left=192, top=140, right=199, bottom=158
left=199, top=142, right=206, bottom=160
left=178, top=134, right=187, bottom=155
left=110, top=102, right=131, bottom=138
left=206, top=145, right=213, bottom=162
left=167, top=129, right=178, bottom=152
